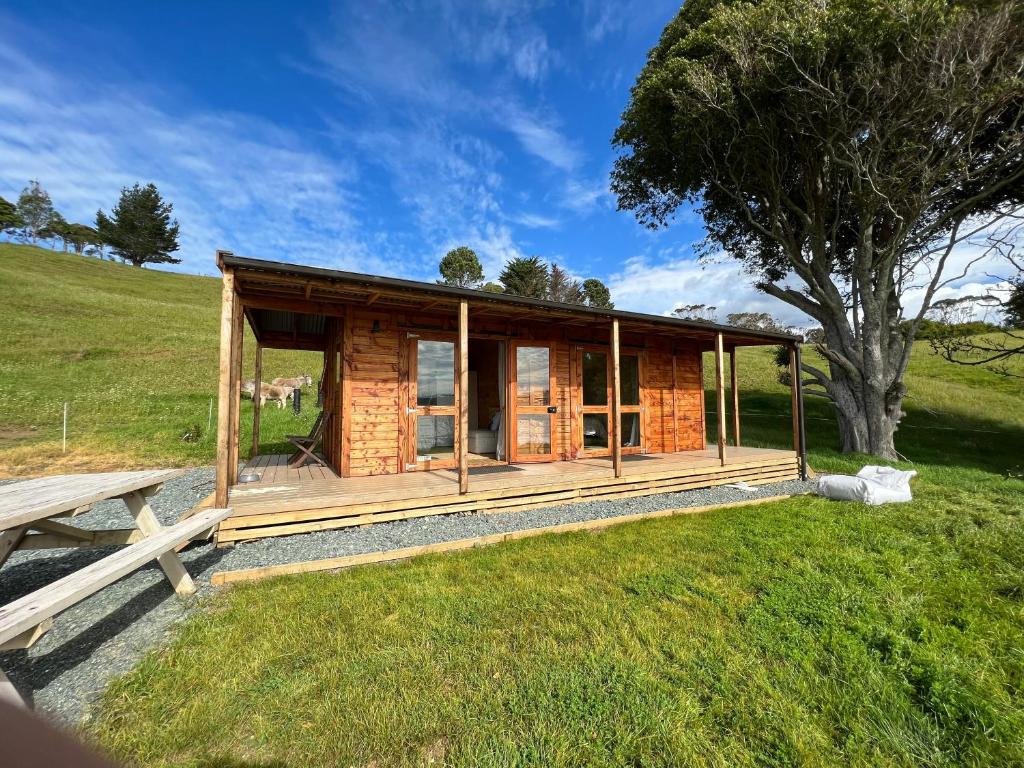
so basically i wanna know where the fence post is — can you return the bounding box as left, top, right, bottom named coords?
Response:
left=62, top=401, right=68, bottom=453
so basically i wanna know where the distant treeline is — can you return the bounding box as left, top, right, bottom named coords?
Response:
left=0, top=179, right=180, bottom=267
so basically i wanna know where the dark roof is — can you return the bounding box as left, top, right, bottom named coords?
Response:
left=218, top=252, right=801, bottom=345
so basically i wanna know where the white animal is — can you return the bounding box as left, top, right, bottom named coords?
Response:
left=259, top=383, right=294, bottom=409
left=271, top=374, right=313, bottom=391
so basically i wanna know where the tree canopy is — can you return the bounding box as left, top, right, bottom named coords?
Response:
left=581, top=278, right=614, bottom=309
left=549, top=264, right=584, bottom=304
left=96, top=183, right=181, bottom=267
left=16, top=180, right=55, bottom=244
left=438, top=246, right=484, bottom=287
left=499, top=256, right=550, bottom=299
left=613, top=0, right=1024, bottom=457
left=0, top=195, right=22, bottom=234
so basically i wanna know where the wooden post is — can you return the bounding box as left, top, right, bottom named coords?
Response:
left=251, top=344, right=262, bottom=458
left=457, top=300, right=469, bottom=494
left=340, top=305, right=353, bottom=478
left=729, top=346, right=740, bottom=447
left=228, top=299, right=244, bottom=485
left=670, top=351, right=679, bottom=453
left=714, top=332, right=727, bottom=465
left=611, top=319, right=622, bottom=478
left=789, top=346, right=800, bottom=452
left=214, top=270, right=236, bottom=508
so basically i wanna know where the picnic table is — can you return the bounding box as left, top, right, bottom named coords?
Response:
left=0, top=470, right=231, bottom=706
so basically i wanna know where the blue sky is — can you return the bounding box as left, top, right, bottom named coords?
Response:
left=0, top=1, right=1004, bottom=324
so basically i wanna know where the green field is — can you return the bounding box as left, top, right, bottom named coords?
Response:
left=0, top=244, right=319, bottom=476
left=2, top=244, right=1023, bottom=766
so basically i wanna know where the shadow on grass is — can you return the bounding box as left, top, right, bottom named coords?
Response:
left=707, top=389, right=1024, bottom=476
left=0, top=545, right=228, bottom=705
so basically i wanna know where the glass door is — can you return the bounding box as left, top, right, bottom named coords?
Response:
left=579, top=348, right=611, bottom=456
left=577, top=348, right=644, bottom=456
left=510, top=342, right=556, bottom=462
left=619, top=353, right=644, bottom=455
left=409, top=337, right=457, bottom=470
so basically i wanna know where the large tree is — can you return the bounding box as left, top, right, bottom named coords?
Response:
left=548, top=264, right=584, bottom=304
left=581, top=278, right=614, bottom=309
left=612, top=0, right=1024, bottom=458
left=438, top=246, right=484, bottom=288
left=500, top=256, right=550, bottom=299
left=16, top=180, right=56, bottom=244
left=96, top=183, right=181, bottom=267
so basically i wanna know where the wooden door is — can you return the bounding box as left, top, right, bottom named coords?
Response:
left=510, top=341, right=557, bottom=462
left=407, top=335, right=458, bottom=470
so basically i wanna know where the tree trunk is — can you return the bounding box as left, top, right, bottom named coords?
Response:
left=821, top=360, right=902, bottom=460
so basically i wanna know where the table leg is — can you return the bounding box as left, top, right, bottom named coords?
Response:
left=121, top=490, right=197, bottom=597
left=0, top=527, right=28, bottom=570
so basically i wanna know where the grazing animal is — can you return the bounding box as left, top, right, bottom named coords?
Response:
left=242, top=379, right=258, bottom=398
left=271, top=374, right=313, bottom=391
left=259, top=383, right=294, bottom=409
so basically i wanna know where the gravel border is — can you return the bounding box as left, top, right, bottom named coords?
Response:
left=0, top=466, right=814, bottom=724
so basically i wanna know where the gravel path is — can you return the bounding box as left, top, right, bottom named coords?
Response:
left=0, top=466, right=814, bottom=725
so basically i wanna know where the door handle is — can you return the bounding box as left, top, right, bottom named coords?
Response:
left=547, top=406, right=558, bottom=414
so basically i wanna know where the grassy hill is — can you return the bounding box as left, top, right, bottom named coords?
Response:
left=0, top=244, right=319, bottom=477
left=1, top=242, right=1022, bottom=477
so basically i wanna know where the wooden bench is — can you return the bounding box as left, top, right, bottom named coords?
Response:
left=0, top=504, right=231, bottom=707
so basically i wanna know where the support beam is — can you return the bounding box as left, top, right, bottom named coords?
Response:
left=228, top=297, right=244, bottom=486
left=789, top=346, right=801, bottom=453
left=214, top=269, right=236, bottom=508
left=457, top=299, right=469, bottom=494
left=729, top=346, right=740, bottom=447
left=670, top=352, right=679, bottom=453
left=611, top=318, right=622, bottom=478
left=714, top=332, right=728, bottom=465
left=794, top=344, right=808, bottom=480
left=251, top=344, right=262, bottom=458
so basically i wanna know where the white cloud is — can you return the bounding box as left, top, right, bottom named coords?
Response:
left=0, top=38, right=384, bottom=276
left=502, top=106, right=582, bottom=173
left=609, top=231, right=1016, bottom=331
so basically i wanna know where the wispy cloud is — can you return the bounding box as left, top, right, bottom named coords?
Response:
left=0, top=36, right=385, bottom=276
left=503, top=107, right=582, bottom=172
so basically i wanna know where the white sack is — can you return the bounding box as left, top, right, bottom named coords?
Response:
left=816, top=465, right=917, bottom=505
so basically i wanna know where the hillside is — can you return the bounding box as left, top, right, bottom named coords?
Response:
left=0, top=244, right=318, bottom=476
left=1, top=243, right=1021, bottom=477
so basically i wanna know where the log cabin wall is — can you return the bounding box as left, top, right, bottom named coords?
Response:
left=332, top=308, right=707, bottom=477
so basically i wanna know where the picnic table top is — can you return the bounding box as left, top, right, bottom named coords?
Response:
left=0, top=470, right=186, bottom=530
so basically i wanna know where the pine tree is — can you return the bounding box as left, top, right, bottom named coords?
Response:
left=96, top=183, right=181, bottom=267
left=499, top=257, right=550, bottom=299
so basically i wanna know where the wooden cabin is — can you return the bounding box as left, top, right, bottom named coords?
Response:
left=213, top=252, right=806, bottom=544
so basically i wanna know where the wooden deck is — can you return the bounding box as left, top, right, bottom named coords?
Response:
left=216, top=447, right=800, bottom=544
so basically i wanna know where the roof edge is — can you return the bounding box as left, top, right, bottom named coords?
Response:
left=219, top=253, right=802, bottom=344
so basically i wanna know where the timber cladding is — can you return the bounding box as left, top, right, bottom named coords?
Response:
left=347, top=310, right=402, bottom=476
left=332, top=309, right=708, bottom=476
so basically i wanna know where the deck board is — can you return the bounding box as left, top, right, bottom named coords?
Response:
left=219, top=449, right=800, bottom=544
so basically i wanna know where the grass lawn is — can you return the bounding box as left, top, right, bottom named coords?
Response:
left=91, top=459, right=1023, bottom=767
left=3, top=243, right=1023, bottom=765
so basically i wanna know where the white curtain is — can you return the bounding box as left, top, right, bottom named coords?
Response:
left=495, top=341, right=506, bottom=461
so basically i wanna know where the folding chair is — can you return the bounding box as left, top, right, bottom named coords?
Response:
left=287, top=410, right=330, bottom=469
